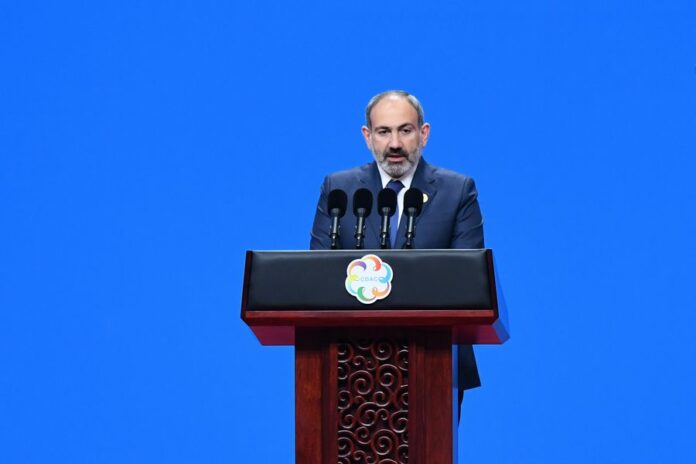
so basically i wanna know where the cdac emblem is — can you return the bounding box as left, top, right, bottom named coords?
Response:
left=345, top=254, right=393, bottom=304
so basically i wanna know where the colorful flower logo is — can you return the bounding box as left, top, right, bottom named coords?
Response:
left=345, top=254, right=393, bottom=304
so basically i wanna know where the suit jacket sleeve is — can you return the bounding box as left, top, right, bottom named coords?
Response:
left=309, top=176, right=332, bottom=250
left=453, top=176, right=484, bottom=390
left=450, top=176, right=485, bottom=249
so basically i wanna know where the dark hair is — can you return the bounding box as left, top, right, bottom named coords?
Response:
left=365, top=90, right=424, bottom=129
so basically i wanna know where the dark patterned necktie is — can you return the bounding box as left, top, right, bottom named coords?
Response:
left=387, top=180, right=404, bottom=247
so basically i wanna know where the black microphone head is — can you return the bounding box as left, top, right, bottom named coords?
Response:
left=328, top=189, right=348, bottom=217
left=377, top=188, right=398, bottom=217
left=352, top=188, right=373, bottom=217
left=404, top=188, right=424, bottom=216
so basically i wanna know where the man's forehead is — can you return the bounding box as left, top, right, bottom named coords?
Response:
left=370, top=96, right=419, bottom=127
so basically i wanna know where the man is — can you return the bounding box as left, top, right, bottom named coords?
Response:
left=310, top=90, right=484, bottom=409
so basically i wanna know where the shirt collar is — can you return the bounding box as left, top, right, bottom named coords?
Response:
left=376, top=159, right=419, bottom=190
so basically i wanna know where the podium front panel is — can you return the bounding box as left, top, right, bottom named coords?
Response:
left=241, top=249, right=509, bottom=345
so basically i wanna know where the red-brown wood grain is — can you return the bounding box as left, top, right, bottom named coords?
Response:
left=295, top=329, right=457, bottom=464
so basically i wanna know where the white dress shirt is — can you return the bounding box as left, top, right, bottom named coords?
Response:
left=375, top=160, right=419, bottom=229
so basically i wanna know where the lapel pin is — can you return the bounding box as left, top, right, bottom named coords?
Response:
left=422, top=193, right=429, bottom=203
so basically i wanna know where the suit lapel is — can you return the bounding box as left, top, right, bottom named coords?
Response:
left=394, top=159, right=438, bottom=249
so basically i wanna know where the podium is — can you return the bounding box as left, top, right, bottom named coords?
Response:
left=241, top=249, right=508, bottom=464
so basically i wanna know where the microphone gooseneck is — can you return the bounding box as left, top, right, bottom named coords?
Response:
left=403, top=188, right=424, bottom=249
left=327, top=189, right=348, bottom=249
left=377, top=188, right=398, bottom=249
left=352, top=188, right=373, bottom=249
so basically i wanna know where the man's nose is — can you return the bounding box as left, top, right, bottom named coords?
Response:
left=388, top=133, right=403, bottom=149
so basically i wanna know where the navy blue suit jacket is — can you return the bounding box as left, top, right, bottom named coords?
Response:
left=309, top=158, right=484, bottom=390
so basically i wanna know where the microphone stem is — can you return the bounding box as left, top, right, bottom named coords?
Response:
left=354, top=209, right=366, bottom=249
left=379, top=208, right=390, bottom=249
left=330, top=210, right=340, bottom=250
left=404, top=212, right=416, bottom=249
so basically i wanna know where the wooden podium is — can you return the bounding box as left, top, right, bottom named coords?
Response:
left=241, top=249, right=508, bottom=464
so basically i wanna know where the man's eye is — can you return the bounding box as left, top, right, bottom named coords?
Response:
left=377, top=130, right=389, bottom=136
left=401, top=128, right=413, bottom=134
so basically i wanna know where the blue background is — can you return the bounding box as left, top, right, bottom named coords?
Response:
left=1, top=1, right=695, bottom=462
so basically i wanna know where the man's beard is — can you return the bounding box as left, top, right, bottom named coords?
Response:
left=373, top=146, right=421, bottom=178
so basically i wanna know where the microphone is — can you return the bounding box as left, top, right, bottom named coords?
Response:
left=377, top=188, right=398, bottom=249
left=327, top=189, right=348, bottom=249
left=352, top=188, right=373, bottom=249
left=403, top=188, right=424, bottom=249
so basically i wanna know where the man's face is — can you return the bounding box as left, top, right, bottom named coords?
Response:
left=362, top=96, right=430, bottom=178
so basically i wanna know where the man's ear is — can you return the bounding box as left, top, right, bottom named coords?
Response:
left=420, top=123, right=431, bottom=147
left=361, top=126, right=373, bottom=150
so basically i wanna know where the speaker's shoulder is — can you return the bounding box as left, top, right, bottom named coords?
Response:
left=425, top=162, right=477, bottom=187
left=323, top=162, right=375, bottom=185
